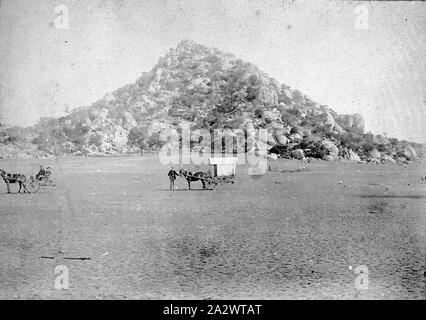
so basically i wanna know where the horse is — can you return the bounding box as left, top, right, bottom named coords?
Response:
left=179, top=169, right=211, bottom=190
left=0, top=169, right=30, bottom=193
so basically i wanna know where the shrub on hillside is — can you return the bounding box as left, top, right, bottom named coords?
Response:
left=128, top=125, right=149, bottom=149
left=254, top=107, right=265, bottom=119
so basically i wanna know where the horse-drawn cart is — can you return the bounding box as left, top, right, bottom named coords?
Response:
left=179, top=157, right=239, bottom=190
left=207, top=157, right=239, bottom=190
left=26, top=172, right=54, bottom=193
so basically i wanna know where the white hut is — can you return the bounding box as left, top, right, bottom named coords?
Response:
left=208, top=157, right=238, bottom=177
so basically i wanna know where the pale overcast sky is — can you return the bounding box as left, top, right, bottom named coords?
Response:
left=0, top=0, right=425, bottom=142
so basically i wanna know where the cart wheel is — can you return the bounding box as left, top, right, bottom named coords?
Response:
left=219, top=175, right=240, bottom=189
left=211, top=177, right=222, bottom=190
left=26, top=177, right=41, bottom=193
left=220, top=176, right=238, bottom=190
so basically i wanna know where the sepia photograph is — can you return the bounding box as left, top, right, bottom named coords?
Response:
left=0, top=0, right=425, bottom=303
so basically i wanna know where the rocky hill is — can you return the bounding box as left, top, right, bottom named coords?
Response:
left=0, top=40, right=423, bottom=163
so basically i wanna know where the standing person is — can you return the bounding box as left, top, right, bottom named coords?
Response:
left=168, top=167, right=179, bottom=191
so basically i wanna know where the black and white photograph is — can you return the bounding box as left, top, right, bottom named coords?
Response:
left=0, top=0, right=425, bottom=303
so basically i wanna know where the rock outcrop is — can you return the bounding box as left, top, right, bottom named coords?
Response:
left=335, top=113, right=365, bottom=134
left=368, top=149, right=381, bottom=161
left=290, top=149, right=305, bottom=160
left=0, top=40, right=422, bottom=162
left=348, top=149, right=361, bottom=162
left=320, top=140, right=339, bottom=159
left=400, top=145, right=417, bottom=160
left=381, top=154, right=396, bottom=164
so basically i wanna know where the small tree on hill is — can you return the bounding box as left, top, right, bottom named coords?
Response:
left=128, top=125, right=148, bottom=155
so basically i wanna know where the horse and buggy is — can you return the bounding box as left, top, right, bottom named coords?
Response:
left=178, top=157, right=240, bottom=190
left=0, top=167, right=54, bottom=193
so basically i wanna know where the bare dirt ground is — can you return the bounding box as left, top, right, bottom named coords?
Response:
left=0, top=154, right=425, bottom=299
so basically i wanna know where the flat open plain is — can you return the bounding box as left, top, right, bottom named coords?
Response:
left=0, top=154, right=425, bottom=299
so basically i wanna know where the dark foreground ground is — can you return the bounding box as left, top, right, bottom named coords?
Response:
left=0, top=154, right=425, bottom=299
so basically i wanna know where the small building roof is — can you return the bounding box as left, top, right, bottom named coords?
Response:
left=208, top=157, right=238, bottom=165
